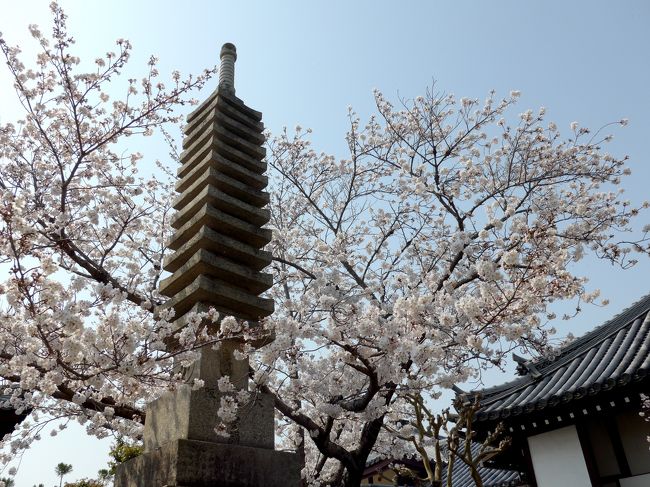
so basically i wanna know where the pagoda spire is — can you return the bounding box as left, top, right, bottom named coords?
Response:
left=218, top=42, right=237, bottom=94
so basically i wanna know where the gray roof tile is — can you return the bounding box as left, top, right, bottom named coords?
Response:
left=472, top=294, right=650, bottom=421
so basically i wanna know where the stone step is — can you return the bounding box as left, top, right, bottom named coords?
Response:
left=177, top=150, right=268, bottom=192
left=158, top=274, right=274, bottom=320
left=159, top=248, right=272, bottom=297
left=183, top=105, right=264, bottom=150
left=164, top=225, right=272, bottom=273
left=171, top=184, right=270, bottom=229
left=168, top=204, right=272, bottom=250
left=173, top=167, right=269, bottom=211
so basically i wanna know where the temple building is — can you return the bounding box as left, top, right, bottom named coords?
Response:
left=361, top=443, right=525, bottom=486
left=466, top=294, right=650, bottom=487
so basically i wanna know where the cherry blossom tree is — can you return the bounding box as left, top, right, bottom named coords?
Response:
left=1, top=4, right=650, bottom=487
left=0, top=2, right=219, bottom=460
left=255, top=92, right=649, bottom=485
left=383, top=395, right=511, bottom=487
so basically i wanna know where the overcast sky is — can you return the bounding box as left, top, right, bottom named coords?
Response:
left=1, top=1, right=649, bottom=485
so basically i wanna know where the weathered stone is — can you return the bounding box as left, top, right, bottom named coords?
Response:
left=212, top=123, right=266, bottom=161
left=179, top=138, right=267, bottom=182
left=158, top=274, right=274, bottom=320
left=143, top=385, right=274, bottom=452
left=164, top=226, right=272, bottom=272
left=211, top=133, right=266, bottom=174
left=184, top=93, right=264, bottom=138
left=114, top=439, right=301, bottom=487
left=179, top=123, right=265, bottom=179
left=179, top=131, right=214, bottom=173
left=183, top=105, right=264, bottom=151
left=186, top=88, right=261, bottom=125
left=177, top=150, right=268, bottom=193
left=215, top=95, right=264, bottom=132
left=159, top=248, right=272, bottom=297
left=165, top=302, right=274, bottom=349
left=173, top=167, right=269, bottom=211
left=174, top=340, right=250, bottom=388
left=170, top=184, right=270, bottom=229
left=168, top=204, right=272, bottom=251
left=186, top=90, right=219, bottom=123
left=219, top=91, right=263, bottom=122
left=214, top=109, right=265, bottom=145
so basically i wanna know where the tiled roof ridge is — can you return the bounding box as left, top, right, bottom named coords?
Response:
left=549, top=293, right=650, bottom=362
left=475, top=292, right=650, bottom=401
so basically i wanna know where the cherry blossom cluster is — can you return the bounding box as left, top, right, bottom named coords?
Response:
left=0, top=2, right=222, bottom=463
left=256, top=88, right=648, bottom=484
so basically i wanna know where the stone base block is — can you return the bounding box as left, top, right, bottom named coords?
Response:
left=144, top=385, right=274, bottom=451
left=114, top=439, right=302, bottom=487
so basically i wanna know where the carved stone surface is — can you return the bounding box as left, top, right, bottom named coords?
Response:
left=115, top=439, right=302, bottom=487
left=143, top=385, right=274, bottom=452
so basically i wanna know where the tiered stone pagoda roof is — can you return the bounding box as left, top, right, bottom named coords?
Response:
left=158, top=44, right=273, bottom=325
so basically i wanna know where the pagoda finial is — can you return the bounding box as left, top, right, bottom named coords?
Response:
left=219, top=42, right=237, bottom=95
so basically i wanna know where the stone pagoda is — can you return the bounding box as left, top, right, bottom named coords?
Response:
left=115, top=44, right=301, bottom=487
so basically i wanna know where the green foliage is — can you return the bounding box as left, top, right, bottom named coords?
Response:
left=55, top=463, right=73, bottom=476
left=55, top=463, right=73, bottom=487
left=0, top=478, right=15, bottom=487
left=107, top=439, right=143, bottom=474
left=64, top=480, right=102, bottom=487
left=97, top=469, right=110, bottom=482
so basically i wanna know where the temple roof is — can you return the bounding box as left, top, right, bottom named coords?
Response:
left=442, top=441, right=525, bottom=487
left=471, top=293, right=650, bottom=422
left=363, top=441, right=526, bottom=487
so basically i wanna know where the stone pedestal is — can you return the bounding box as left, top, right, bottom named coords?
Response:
left=115, top=382, right=301, bottom=487
left=114, top=439, right=301, bottom=487
left=142, top=385, right=275, bottom=452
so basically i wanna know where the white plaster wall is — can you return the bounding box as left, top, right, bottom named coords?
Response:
left=620, top=473, right=650, bottom=487
left=527, top=425, right=591, bottom=487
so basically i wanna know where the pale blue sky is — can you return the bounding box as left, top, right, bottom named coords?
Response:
left=1, top=1, right=649, bottom=485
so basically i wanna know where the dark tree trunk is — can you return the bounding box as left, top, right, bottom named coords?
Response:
left=341, top=466, right=363, bottom=487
